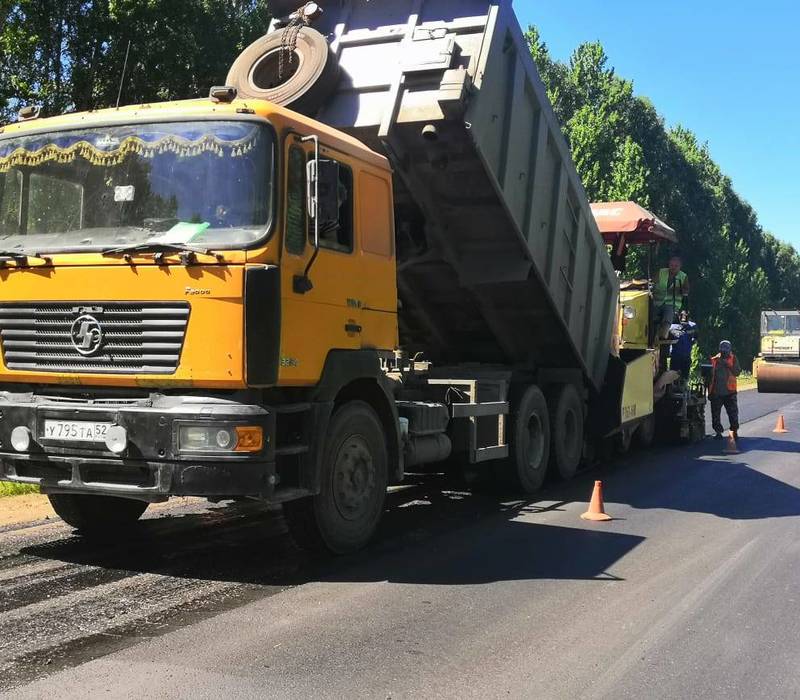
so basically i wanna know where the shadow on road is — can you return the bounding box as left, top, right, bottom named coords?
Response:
left=19, top=477, right=644, bottom=589
left=17, top=433, right=800, bottom=589
left=596, top=435, right=800, bottom=521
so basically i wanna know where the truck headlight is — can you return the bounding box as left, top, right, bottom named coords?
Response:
left=623, top=305, right=637, bottom=320
left=178, top=425, right=263, bottom=454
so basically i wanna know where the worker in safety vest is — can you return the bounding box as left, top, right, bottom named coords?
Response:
left=709, top=340, right=741, bottom=440
left=654, top=254, right=690, bottom=336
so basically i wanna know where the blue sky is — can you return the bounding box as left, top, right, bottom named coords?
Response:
left=515, top=0, right=800, bottom=248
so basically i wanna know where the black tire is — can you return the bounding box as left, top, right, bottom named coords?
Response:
left=634, top=414, right=656, bottom=449
left=284, top=401, right=388, bottom=555
left=548, top=384, right=585, bottom=480
left=48, top=494, right=148, bottom=533
left=226, top=27, right=339, bottom=115
left=500, top=385, right=550, bottom=494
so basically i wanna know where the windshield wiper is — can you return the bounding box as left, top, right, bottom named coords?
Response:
left=0, top=250, right=50, bottom=266
left=101, top=242, right=218, bottom=265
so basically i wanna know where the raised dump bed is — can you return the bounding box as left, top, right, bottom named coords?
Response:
left=272, top=0, right=619, bottom=391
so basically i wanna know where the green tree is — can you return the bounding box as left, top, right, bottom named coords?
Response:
left=0, top=0, right=270, bottom=120
left=527, top=24, right=796, bottom=366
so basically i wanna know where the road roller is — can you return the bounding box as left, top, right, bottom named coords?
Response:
left=755, top=310, right=800, bottom=392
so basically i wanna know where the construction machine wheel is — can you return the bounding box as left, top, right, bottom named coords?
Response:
left=547, top=384, right=585, bottom=480
left=634, top=414, right=656, bottom=449
left=756, top=362, right=800, bottom=393
left=500, top=385, right=551, bottom=493
left=226, top=27, right=339, bottom=115
left=284, top=401, right=388, bottom=555
left=48, top=494, right=148, bottom=534
left=616, top=427, right=634, bottom=454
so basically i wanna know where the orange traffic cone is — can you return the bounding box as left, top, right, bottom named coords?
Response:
left=773, top=415, right=789, bottom=433
left=723, top=433, right=740, bottom=455
left=581, top=481, right=612, bottom=522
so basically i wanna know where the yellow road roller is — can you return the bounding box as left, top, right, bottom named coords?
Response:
left=755, top=310, right=800, bottom=393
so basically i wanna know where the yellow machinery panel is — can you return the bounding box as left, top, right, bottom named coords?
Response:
left=619, top=290, right=650, bottom=350
left=621, top=351, right=656, bottom=425
left=761, top=334, right=800, bottom=358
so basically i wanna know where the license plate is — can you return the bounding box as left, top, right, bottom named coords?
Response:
left=43, top=420, right=112, bottom=442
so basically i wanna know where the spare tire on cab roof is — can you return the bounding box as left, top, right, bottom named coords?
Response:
left=225, top=27, right=339, bottom=116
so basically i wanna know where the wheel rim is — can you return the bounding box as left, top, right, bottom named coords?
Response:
left=250, top=48, right=304, bottom=90
left=332, top=435, right=376, bottom=522
left=525, top=413, right=545, bottom=472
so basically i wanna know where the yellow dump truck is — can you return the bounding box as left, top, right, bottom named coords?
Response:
left=0, top=1, right=702, bottom=552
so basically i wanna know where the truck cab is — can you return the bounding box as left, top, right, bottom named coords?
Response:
left=0, top=97, right=403, bottom=549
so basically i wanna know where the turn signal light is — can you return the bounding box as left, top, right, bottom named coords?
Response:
left=235, top=426, right=264, bottom=453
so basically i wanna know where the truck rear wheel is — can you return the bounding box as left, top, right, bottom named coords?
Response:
left=48, top=494, right=148, bottom=533
left=501, top=385, right=550, bottom=493
left=284, top=401, right=388, bottom=555
left=548, top=384, right=584, bottom=480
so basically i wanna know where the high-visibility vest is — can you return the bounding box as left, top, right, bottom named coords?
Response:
left=653, top=269, right=688, bottom=308
left=710, top=353, right=738, bottom=395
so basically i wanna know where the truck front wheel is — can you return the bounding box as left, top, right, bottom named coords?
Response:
left=285, top=401, right=388, bottom=555
left=548, top=384, right=585, bottom=480
left=48, top=494, right=148, bottom=533
left=501, top=385, right=551, bottom=493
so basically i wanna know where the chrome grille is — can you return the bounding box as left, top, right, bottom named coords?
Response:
left=0, top=303, right=190, bottom=374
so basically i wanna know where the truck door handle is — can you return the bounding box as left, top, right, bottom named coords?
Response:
left=345, top=323, right=362, bottom=334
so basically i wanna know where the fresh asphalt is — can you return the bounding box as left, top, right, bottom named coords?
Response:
left=2, top=391, right=799, bottom=699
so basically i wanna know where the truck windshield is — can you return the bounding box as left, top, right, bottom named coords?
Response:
left=764, top=313, right=800, bottom=334
left=0, top=120, right=273, bottom=253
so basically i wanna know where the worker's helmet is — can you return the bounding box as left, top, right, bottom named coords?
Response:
left=719, top=340, right=732, bottom=353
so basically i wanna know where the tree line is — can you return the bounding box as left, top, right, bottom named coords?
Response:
left=1, top=5, right=797, bottom=363
left=0, top=1, right=269, bottom=122
left=527, top=27, right=800, bottom=365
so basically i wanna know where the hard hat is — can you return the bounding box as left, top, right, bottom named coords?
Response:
left=719, top=340, right=732, bottom=352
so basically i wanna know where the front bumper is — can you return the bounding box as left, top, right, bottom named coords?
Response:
left=0, top=390, right=276, bottom=501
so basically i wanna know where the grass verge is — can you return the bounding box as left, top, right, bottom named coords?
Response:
left=0, top=482, right=39, bottom=498
left=738, top=372, right=757, bottom=391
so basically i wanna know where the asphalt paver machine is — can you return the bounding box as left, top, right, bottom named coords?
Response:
left=591, top=202, right=707, bottom=444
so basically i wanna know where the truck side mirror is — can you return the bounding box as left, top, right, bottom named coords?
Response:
left=305, top=158, right=318, bottom=220
left=304, top=158, right=340, bottom=240
left=295, top=135, right=341, bottom=295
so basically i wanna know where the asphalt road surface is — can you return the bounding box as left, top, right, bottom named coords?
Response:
left=2, top=390, right=799, bottom=699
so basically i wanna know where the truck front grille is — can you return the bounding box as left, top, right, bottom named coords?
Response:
left=0, top=302, right=190, bottom=375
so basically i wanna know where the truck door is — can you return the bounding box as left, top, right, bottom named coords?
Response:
left=280, top=135, right=365, bottom=385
